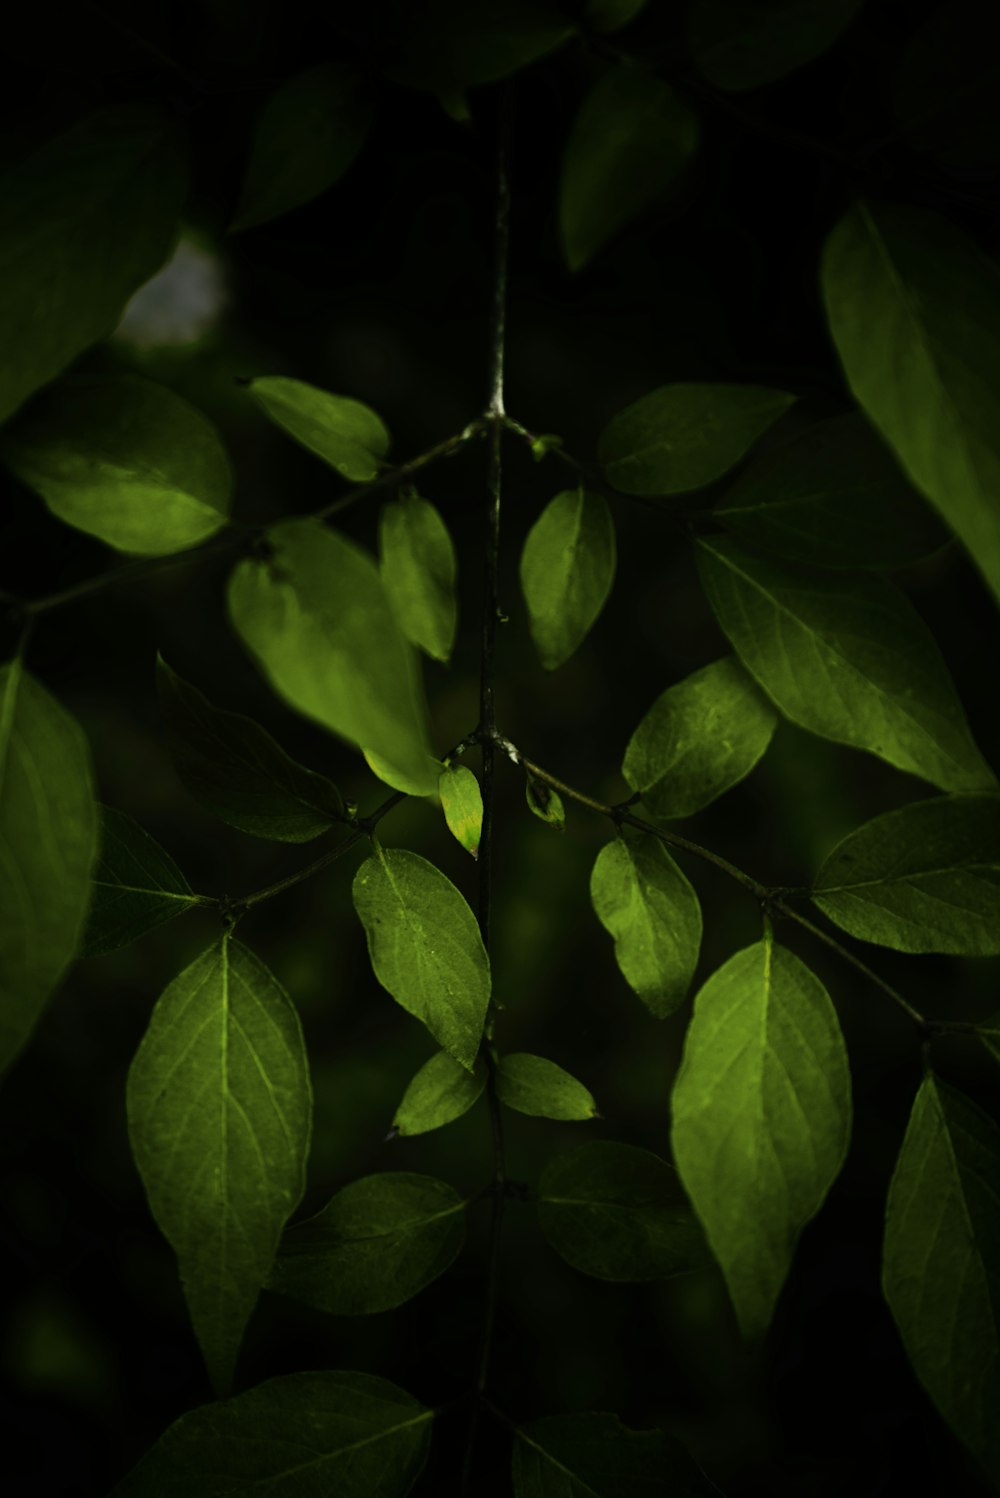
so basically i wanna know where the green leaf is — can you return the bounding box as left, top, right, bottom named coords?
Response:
left=232, top=63, right=376, bottom=232
left=1, top=375, right=231, bottom=556
left=352, top=847, right=490, bottom=1069
left=714, top=411, right=949, bottom=569
left=538, top=1140, right=708, bottom=1281
left=269, top=1173, right=465, bottom=1315
left=511, top=1410, right=716, bottom=1497
left=363, top=747, right=440, bottom=798
left=696, top=535, right=996, bottom=793
left=247, top=377, right=390, bottom=483
left=157, top=657, right=345, bottom=842
left=526, top=775, right=566, bottom=831
left=670, top=935, right=852, bottom=1338
left=388, top=0, right=575, bottom=96
left=688, top=0, right=865, bottom=92
left=228, top=518, right=438, bottom=796
left=82, top=806, right=199, bottom=957
left=590, top=834, right=702, bottom=1018
left=0, top=104, right=186, bottom=426
left=598, top=383, right=796, bottom=495
left=126, top=935, right=311, bottom=1393
left=393, top=1050, right=487, bottom=1136
left=559, top=64, right=699, bottom=271
left=111, top=1370, right=432, bottom=1497
left=0, top=660, right=97, bottom=1078
left=519, top=489, right=616, bottom=669
left=496, top=1053, right=598, bottom=1121
left=890, top=2, right=1000, bottom=170
left=622, top=656, right=777, bottom=819
left=438, top=764, right=483, bottom=859
left=379, top=492, right=458, bottom=663
left=821, top=201, right=1000, bottom=614
left=584, top=0, right=648, bottom=31
left=883, top=1075, right=1000, bottom=1486
left=812, top=794, right=1000, bottom=955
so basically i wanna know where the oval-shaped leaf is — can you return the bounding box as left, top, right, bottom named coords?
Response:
left=520, top=489, right=616, bottom=670
left=622, top=656, right=777, bottom=820
left=438, top=764, right=483, bottom=859
left=127, top=935, right=311, bottom=1393
left=248, top=377, right=390, bottom=482
left=270, top=1172, right=465, bottom=1315
left=688, top=0, right=865, bottom=92
left=526, top=775, right=566, bottom=831
left=670, top=935, right=852, bottom=1338
left=590, top=834, right=702, bottom=1018
left=512, top=1410, right=716, bottom=1497
left=352, top=847, right=490, bottom=1069
left=82, top=806, right=199, bottom=957
left=696, top=535, right=996, bottom=793
left=380, top=493, right=458, bottom=663
left=598, top=383, right=796, bottom=495
left=812, top=794, right=1000, bottom=955
left=393, top=1050, right=487, bottom=1136
left=496, top=1053, right=598, bottom=1121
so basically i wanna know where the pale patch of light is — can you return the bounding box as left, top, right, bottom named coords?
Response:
left=113, top=237, right=227, bottom=349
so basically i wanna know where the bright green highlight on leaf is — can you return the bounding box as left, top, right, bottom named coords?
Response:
left=352, top=847, right=490, bottom=1069
left=0, top=660, right=97, bottom=1079
left=496, top=1053, right=598, bottom=1121
left=883, top=1075, right=1000, bottom=1486
left=520, top=488, right=616, bottom=670
left=438, top=764, right=483, bottom=859
left=393, top=1050, right=487, bottom=1136
left=622, top=655, right=777, bottom=820
left=812, top=794, right=1000, bottom=955
left=82, top=806, right=199, bottom=957
left=598, top=383, right=795, bottom=495
left=270, top=1172, right=465, bottom=1316
left=380, top=492, right=458, bottom=662
left=126, top=935, right=311, bottom=1394
left=590, top=834, right=702, bottom=1018
left=696, top=535, right=996, bottom=793
left=511, top=1409, right=716, bottom=1497
left=526, top=775, right=566, bottom=831
left=111, top=1370, right=432, bottom=1497
left=248, top=376, right=390, bottom=482
left=671, top=935, right=852, bottom=1338
left=688, top=0, right=865, bottom=93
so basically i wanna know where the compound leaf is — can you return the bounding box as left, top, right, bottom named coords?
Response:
left=247, top=377, right=389, bottom=483
left=82, top=806, right=199, bottom=957
left=393, top=1050, right=487, bottom=1136
left=511, top=1410, right=716, bottom=1497
left=496, top=1053, right=598, bottom=1121
left=438, top=764, right=483, bottom=859
left=380, top=493, right=458, bottom=663
left=520, top=489, right=616, bottom=669
left=590, top=834, right=702, bottom=1018
left=688, top=0, right=865, bottom=92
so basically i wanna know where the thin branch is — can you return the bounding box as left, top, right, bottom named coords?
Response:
left=314, top=422, right=488, bottom=521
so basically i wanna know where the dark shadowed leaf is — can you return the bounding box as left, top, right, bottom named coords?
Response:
left=82, top=806, right=199, bottom=957
left=438, top=764, right=483, bottom=858
left=688, top=0, right=865, bottom=92
left=393, top=1050, right=487, bottom=1136
left=590, top=834, right=702, bottom=1017
left=891, top=2, right=1000, bottom=169
left=387, top=0, right=575, bottom=101
left=380, top=492, right=458, bottom=662
left=247, top=377, right=390, bottom=482
left=585, top=0, right=648, bottom=31
left=512, top=1410, right=716, bottom=1496
left=496, top=1053, right=598, bottom=1121
left=525, top=775, right=566, bottom=831
left=520, top=489, right=616, bottom=669
left=978, top=1015, right=1000, bottom=1069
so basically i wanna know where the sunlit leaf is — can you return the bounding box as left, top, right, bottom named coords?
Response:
left=688, top=0, right=865, bottom=92
left=393, top=1050, right=487, bottom=1136
left=82, top=806, right=199, bottom=957
left=496, top=1053, right=598, bottom=1121
left=520, top=489, right=616, bottom=669
left=247, top=377, right=389, bottom=482
left=438, top=764, right=483, bottom=859
left=380, top=492, right=458, bottom=663
left=590, top=834, right=701, bottom=1017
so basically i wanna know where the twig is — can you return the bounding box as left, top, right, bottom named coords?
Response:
left=314, top=422, right=488, bottom=521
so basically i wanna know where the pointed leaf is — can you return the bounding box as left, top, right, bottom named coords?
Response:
left=393, top=1050, right=487, bottom=1136
left=82, top=806, right=199, bottom=957
left=380, top=493, right=458, bottom=662
left=520, top=489, right=616, bottom=669
left=696, top=534, right=996, bottom=793
left=512, top=1410, right=716, bottom=1497
left=247, top=377, right=389, bottom=482
left=526, top=775, right=566, bottom=830
left=671, top=935, right=852, bottom=1337
left=496, top=1053, right=598, bottom=1121
left=590, top=834, right=702, bottom=1017
left=688, top=0, right=865, bottom=92
left=438, top=765, right=483, bottom=859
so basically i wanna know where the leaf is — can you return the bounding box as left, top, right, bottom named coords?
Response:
left=379, top=492, right=458, bottom=663
left=714, top=411, right=948, bottom=569
left=687, top=0, right=865, bottom=92
left=0, top=104, right=186, bottom=425
left=157, top=657, right=345, bottom=842
left=1, top=375, right=231, bottom=556
left=111, top=1370, right=432, bottom=1497
left=0, top=660, right=97, bottom=1078
left=228, top=518, right=438, bottom=796
left=388, top=0, right=575, bottom=97
left=393, top=1050, right=487, bottom=1136
left=598, top=383, right=796, bottom=495
left=883, top=1075, right=1000, bottom=1486
left=363, top=746, right=439, bottom=798
left=812, top=794, right=1000, bottom=955
left=526, top=775, right=566, bottom=831
left=511, top=1410, right=716, bottom=1497
left=978, top=1015, right=1000, bottom=1069
left=559, top=65, right=699, bottom=271
left=438, top=764, right=483, bottom=859
left=590, top=834, right=702, bottom=1018
left=695, top=535, right=996, bottom=793
left=622, top=655, right=777, bottom=820
left=670, top=935, right=852, bottom=1338
left=584, top=0, right=648, bottom=31
left=890, top=2, right=1000, bottom=169
left=269, top=1173, right=465, bottom=1315
left=538, top=1140, right=709, bottom=1281
left=519, top=489, right=616, bottom=669
left=247, top=377, right=390, bottom=483
left=232, top=63, right=376, bottom=232
left=82, top=806, right=199, bottom=957
left=352, top=847, right=490, bottom=1069
left=496, top=1053, right=598, bottom=1121
left=126, top=935, right=311, bottom=1393
left=821, top=201, right=1000, bottom=613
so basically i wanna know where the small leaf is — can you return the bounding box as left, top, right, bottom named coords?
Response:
left=496, top=1053, right=598, bottom=1121
left=247, top=377, right=389, bottom=482
left=111, top=1370, right=432, bottom=1497
left=438, top=764, right=483, bottom=859
left=812, top=794, right=1000, bottom=955
left=393, top=1050, right=487, bottom=1136
left=270, top=1173, right=465, bottom=1315
left=352, top=847, right=490, bottom=1069
left=688, top=0, right=865, bottom=93
left=512, top=1410, right=716, bottom=1497
left=883, top=1075, right=1000, bottom=1486
left=379, top=492, right=458, bottom=663
left=670, top=935, right=852, bottom=1338
left=157, top=656, right=345, bottom=842
left=590, top=834, right=702, bottom=1018
left=622, top=655, right=777, bottom=819
left=598, top=383, right=796, bottom=495
left=82, top=806, right=199, bottom=957
left=520, top=489, right=616, bottom=669
left=539, top=1141, right=708, bottom=1281
left=526, top=775, right=566, bottom=831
